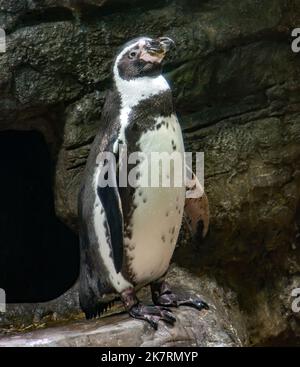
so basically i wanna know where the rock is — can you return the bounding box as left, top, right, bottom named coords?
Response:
left=54, top=91, right=106, bottom=229
left=0, top=0, right=300, bottom=346
left=0, top=310, right=236, bottom=347
left=0, top=281, right=80, bottom=330
left=0, top=266, right=246, bottom=347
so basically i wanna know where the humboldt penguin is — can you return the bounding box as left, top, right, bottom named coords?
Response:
left=78, top=36, right=209, bottom=329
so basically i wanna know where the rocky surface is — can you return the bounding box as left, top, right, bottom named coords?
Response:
left=0, top=266, right=246, bottom=347
left=0, top=0, right=300, bottom=346
left=0, top=281, right=81, bottom=331
left=0, top=310, right=237, bottom=347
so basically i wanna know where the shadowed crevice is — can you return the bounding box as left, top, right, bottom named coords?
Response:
left=0, top=130, right=79, bottom=303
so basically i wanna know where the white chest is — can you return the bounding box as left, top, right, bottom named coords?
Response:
left=124, top=114, right=186, bottom=284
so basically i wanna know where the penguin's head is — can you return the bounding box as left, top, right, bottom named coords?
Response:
left=113, top=36, right=175, bottom=82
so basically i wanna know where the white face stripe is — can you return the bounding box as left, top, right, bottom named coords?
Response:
left=112, top=38, right=170, bottom=153
left=113, top=37, right=170, bottom=107
left=113, top=38, right=150, bottom=81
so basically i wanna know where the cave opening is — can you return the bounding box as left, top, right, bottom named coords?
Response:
left=0, top=130, right=79, bottom=303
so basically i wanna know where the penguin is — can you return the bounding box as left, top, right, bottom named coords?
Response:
left=78, top=36, right=209, bottom=329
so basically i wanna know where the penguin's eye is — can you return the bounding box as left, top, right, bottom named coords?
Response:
left=128, top=50, right=138, bottom=59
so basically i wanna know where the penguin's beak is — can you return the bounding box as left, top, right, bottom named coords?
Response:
left=158, top=37, right=176, bottom=53
left=140, top=37, right=175, bottom=63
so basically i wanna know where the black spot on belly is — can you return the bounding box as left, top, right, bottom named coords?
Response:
left=156, top=123, right=161, bottom=130
left=129, top=244, right=135, bottom=251
left=124, top=230, right=132, bottom=239
left=166, top=211, right=169, bottom=217
left=171, top=140, right=177, bottom=151
left=143, top=197, right=147, bottom=203
left=161, top=235, right=165, bottom=242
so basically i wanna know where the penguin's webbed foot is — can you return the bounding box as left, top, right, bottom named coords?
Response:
left=121, top=287, right=176, bottom=330
left=129, top=303, right=176, bottom=330
left=151, top=280, right=209, bottom=311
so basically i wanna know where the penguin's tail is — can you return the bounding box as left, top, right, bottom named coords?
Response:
left=81, top=296, right=115, bottom=320
left=79, top=244, right=117, bottom=320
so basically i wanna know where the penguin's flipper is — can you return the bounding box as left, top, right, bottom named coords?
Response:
left=97, top=155, right=124, bottom=273
left=184, top=168, right=209, bottom=241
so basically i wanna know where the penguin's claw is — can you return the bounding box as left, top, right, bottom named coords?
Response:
left=153, top=292, right=209, bottom=310
left=151, top=281, right=209, bottom=311
left=129, top=303, right=176, bottom=329
left=177, top=298, right=209, bottom=310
